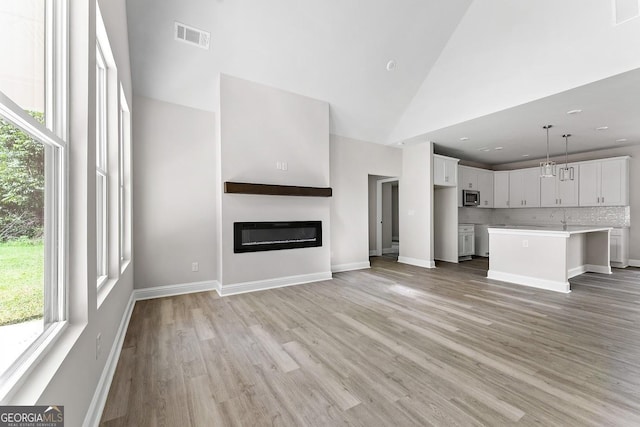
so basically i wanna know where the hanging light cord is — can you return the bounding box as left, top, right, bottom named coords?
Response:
left=543, top=124, right=552, bottom=162
left=547, top=126, right=550, bottom=163
left=563, top=134, right=571, bottom=167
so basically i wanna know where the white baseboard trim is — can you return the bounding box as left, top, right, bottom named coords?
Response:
left=585, top=264, right=612, bottom=275
left=397, top=256, right=436, bottom=269
left=628, top=259, right=640, bottom=267
left=219, top=271, right=332, bottom=297
left=133, top=280, right=219, bottom=301
left=487, top=270, right=570, bottom=293
left=369, top=250, right=378, bottom=256
left=568, top=265, right=587, bottom=279
left=332, top=262, right=370, bottom=273
left=83, top=293, right=136, bottom=427
left=610, top=262, right=629, bottom=269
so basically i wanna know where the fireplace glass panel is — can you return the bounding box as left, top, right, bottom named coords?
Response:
left=234, top=221, right=322, bottom=253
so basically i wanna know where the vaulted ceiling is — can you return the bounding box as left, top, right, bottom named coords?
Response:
left=126, top=0, right=472, bottom=144
left=126, top=0, right=640, bottom=164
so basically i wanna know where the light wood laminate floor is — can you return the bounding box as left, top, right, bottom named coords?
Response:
left=101, top=257, right=640, bottom=426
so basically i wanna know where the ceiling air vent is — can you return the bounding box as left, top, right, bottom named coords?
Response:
left=174, top=21, right=210, bottom=49
left=613, top=0, right=640, bottom=24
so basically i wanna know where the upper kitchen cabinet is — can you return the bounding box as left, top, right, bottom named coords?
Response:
left=494, top=171, right=510, bottom=208
left=458, top=166, right=494, bottom=208
left=578, top=157, right=629, bottom=206
left=540, top=162, right=579, bottom=207
left=509, top=168, right=540, bottom=208
left=477, top=169, right=494, bottom=208
left=433, top=154, right=459, bottom=187
left=459, top=166, right=477, bottom=190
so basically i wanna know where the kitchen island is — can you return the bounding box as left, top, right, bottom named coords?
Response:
left=487, top=225, right=612, bottom=293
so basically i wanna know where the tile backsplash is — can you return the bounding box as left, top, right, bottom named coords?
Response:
left=459, top=206, right=630, bottom=228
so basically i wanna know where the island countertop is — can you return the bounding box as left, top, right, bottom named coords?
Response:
left=487, top=225, right=612, bottom=293
left=488, top=225, right=612, bottom=236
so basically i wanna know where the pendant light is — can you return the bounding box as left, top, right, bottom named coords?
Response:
left=559, top=134, right=575, bottom=181
left=540, top=124, right=556, bottom=178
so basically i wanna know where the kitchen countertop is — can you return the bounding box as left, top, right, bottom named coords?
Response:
left=488, top=225, right=612, bottom=235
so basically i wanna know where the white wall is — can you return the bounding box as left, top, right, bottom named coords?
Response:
left=132, top=96, right=217, bottom=289
left=398, top=143, right=434, bottom=268
left=434, top=187, right=458, bottom=263
left=218, top=74, right=331, bottom=286
left=392, top=0, right=640, bottom=142
left=331, top=135, right=401, bottom=270
left=8, top=2, right=136, bottom=427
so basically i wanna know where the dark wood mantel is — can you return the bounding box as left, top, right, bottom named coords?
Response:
left=224, top=182, right=332, bottom=197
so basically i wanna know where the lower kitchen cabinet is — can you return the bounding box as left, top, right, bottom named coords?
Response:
left=610, top=228, right=629, bottom=268
left=459, top=224, right=475, bottom=261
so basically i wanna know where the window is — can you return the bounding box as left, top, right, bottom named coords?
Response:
left=95, top=2, right=119, bottom=293
left=96, top=42, right=108, bottom=285
left=118, top=85, right=131, bottom=269
left=0, top=0, right=66, bottom=395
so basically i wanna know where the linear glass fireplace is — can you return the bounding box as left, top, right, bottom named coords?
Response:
left=234, top=221, right=322, bottom=253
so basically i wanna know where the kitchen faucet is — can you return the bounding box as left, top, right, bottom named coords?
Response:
left=551, top=208, right=569, bottom=230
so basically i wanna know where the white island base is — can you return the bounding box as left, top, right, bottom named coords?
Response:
left=487, top=226, right=612, bottom=293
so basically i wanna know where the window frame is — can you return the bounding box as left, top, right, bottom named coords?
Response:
left=118, top=84, right=131, bottom=272
left=95, top=41, right=108, bottom=287
left=0, top=0, right=68, bottom=399
left=95, top=3, right=120, bottom=295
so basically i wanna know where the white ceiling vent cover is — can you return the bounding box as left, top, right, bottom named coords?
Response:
left=613, top=0, right=640, bottom=24
left=174, top=22, right=210, bottom=49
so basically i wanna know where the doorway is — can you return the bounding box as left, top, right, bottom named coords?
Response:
left=368, top=176, right=399, bottom=258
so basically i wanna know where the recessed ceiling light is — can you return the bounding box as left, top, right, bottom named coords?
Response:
left=521, top=154, right=530, bottom=157
left=615, top=138, right=627, bottom=142
left=596, top=126, right=609, bottom=131
left=386, top=60, right=397, bottom=71
left=481, top=148, right=491, bottom=152
left=567, top=109, right=582, bottom=115
left=459, top=137, right=469, bottom=141
left=494, top=146, right=504, bottom=150
left=477, top=147, right=488, bottom=151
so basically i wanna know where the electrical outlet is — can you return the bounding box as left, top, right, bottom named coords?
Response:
left=282, top=162, right=288, bottom=171
left=522, top=240, right=528, bottom=248
left=276, top=161, right=282, bottom=170
left=96, top=333, right=102, bottom=360
left=192, top=262, right=199, bottom=272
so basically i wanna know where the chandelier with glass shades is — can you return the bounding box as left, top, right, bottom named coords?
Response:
left=540, top=124, right=556, bottom=178
left=559, top=133, right=575, bottom=181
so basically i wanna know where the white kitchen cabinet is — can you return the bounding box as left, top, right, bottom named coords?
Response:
left=494, top=171, right=510, bottom=208
left=433, top=154, right=459, bottom=187
left=610, top=228, right=629, bottom=268
left=477, top=169, right=494, bottom=208
left=458, top=166, right=493, bottom=208
left=509, top=168, right=540, bottom=208
left=459, top=166, right=477, bottom=190
left=458, top=224, right=475, bottom=260
left=540, top=163, right=579, bottom=207
left=579, top=157, right=629, bottom=206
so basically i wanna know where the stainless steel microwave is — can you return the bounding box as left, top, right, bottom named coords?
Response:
left=463, top=190, right=480, bottom=206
